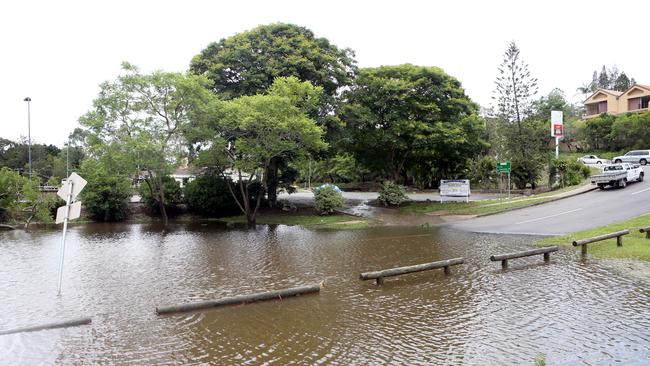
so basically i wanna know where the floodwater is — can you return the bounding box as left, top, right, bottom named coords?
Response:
left=1, top=223, right=649, bottom=365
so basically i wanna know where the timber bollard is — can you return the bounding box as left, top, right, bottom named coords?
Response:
left=359, top=258, right=465, bottom=285
left=639, top=226, right=650, bottom=239
left=572, top=230, right=630, bottom=255
left=156, top=283, right=323, bottom=315
left=0, top=317, right=92, bottom=336
left=489, top=246, right=558, bottom=269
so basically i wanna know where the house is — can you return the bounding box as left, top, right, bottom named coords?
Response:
left=584, top=84, right=650, bottom=118
left=171, top=166, right=195, bottom=189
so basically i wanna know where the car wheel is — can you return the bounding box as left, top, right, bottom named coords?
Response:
left=598, top=184, right=606, bottom=190
left=639, top=173, right=645, bottom=182
left=615, top=159, right=622, bottom=163
left=640, top=159, right=647, bottom=165
left=620, top=179, right=627, bottom=188
left=597, top=161, right=602, bottom=164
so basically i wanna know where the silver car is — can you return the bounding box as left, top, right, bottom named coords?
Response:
left=577, top=155, right=607, bottom=165
left=613, top=150, right=650, bottom=165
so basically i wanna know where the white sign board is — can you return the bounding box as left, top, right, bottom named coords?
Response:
left=57, top=172, right=87, bottom=202
left=551, top=110, right=563, bottom=137
left=440, top=180, right=471, bottom=197
left=56, top=201, right=81, bottom=224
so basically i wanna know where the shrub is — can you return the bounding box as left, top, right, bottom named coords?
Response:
left=549, top=158, right=591, bottom=188
left=378, top=181, right=408, bottom=206
left=139, top=176, right=183, bottom=215
left=184, top=175, right=239, bottom=217
left=80, top=175, right=131, bottom=222
left=314, top=185, right=344, bottom=215
left=0, top=167, right=54, bottom=225
left=468, top=156, right=498, bottom=189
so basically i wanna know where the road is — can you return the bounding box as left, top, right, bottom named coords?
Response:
left=450, top=167, right=650, bottom=236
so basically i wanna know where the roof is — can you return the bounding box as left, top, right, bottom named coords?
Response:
left=619, top=84, right=650, bottom=96
left=172, top=167, right=193, bottom=176
left=584, top=88, right=622, bottom=103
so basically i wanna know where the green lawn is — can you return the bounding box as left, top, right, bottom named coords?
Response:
left=537, top=214, right=650, bottom=261
left=401, top=183, right=592, bottom=216
left=218, top=213, right=372, bottom=229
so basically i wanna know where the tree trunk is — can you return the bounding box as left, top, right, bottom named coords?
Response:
left=266, top=158, right=279, bottom=209
left=157, top=177, right=168, bottom=228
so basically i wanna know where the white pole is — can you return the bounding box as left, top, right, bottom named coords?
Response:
left=508, top=172, right=511, bottom=199
left=57, top=180, right=74, bottom=295
left=555, top=136, right=559, bottom=159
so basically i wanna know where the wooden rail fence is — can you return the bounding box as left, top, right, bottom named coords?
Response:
left=572, top=230, right=629, bottom=255
left=359, top=258, right=464, bottom=285
left=490, top=246, right=558, bottom=269
left=639, top=226, right=650, bottom=239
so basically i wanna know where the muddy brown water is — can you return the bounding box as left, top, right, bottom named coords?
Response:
left=1, top=222, right=649, bottom=365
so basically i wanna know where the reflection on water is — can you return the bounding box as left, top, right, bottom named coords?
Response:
left=1, top=222, right=649, bottom=365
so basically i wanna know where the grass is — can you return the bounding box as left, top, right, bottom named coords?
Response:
left=400, top=182, right=592, bottom=216
left=217, top=213, right=372, bottom=229
left=537, top=214, right=650, bottom=261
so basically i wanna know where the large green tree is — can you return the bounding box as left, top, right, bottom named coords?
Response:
left=192, top=77, right=327, bottom=227
left=80, top=63, right=212, bottom=227
left=190, top=23, right=357, bottom=206
left=577, top=65, right=636, bottom=95
left=0, top=137, right=64, bottom=182
left=493, top=42, right=538, bottom=128
left=340, top=64, right=486, bottom=187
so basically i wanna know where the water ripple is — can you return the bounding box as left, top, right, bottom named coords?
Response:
left=0, top=224, right=648, bottom=364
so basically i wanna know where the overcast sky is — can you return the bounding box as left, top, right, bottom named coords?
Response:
left=2, top=0, right=648, bottom=146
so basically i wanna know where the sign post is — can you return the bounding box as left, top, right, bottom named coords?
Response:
left=551, top=111, right=564, bottom=159
left=496, top=162, right=511, bottom=199
left=55, top=172, right=86, bottom=295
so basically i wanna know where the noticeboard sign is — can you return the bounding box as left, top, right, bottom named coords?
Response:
left=552, top=124, right=563, bottom=137
left=496, top=162, right=511, bottom=173
left=440, top=179, right=470, bottom=197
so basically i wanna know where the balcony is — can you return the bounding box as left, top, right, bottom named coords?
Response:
left=627, top=96, right=650, bottom=113
left=585, top=101, right=608, bottom=117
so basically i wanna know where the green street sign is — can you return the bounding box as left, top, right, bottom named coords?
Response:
left=496, top=162, right=511, bottom=173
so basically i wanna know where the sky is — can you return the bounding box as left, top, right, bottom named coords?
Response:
left=1, top=0, right=648, bottom=146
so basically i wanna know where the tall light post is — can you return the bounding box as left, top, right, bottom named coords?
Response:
left=65, top=140, right=70, bottom=178
left=23, top=97, right=32, bottom=182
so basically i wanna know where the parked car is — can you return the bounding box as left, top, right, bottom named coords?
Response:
left=612, top=150, right=650, bottom=165
left=590, top=163, right=644, bottom=189
left=577, top=155, right=607, bottom=165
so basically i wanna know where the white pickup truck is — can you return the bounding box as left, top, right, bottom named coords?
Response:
left=590, top=163, right=644, bottom=189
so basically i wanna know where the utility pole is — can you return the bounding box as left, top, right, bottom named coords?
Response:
left=24, top=97, right=32, bottom=182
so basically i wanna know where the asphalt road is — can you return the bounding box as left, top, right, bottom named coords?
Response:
left=450, top=167, right=650, bottom=236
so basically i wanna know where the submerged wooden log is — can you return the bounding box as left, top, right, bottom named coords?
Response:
left=0, top=224, right=17, bottom=230
left=0, top=317, right=92, bottom=335
left=359, top=258, right=465, bottom=285
left=156, top=283, right=322, bottom=315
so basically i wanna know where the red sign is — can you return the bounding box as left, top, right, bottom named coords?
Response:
left=552, top=124, right=563, bottom=137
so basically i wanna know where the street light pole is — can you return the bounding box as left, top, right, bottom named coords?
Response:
left=66, top=139, right=70, bottom=178
left=23, top=97, right=32, bottom=182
